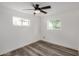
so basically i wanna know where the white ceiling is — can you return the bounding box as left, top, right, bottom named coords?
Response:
left=0, top=2, right=79, bottom=15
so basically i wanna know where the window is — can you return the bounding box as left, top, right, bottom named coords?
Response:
left=47, top=19, right=61, bottom=30
left=13, top=16, right=30, bottom=26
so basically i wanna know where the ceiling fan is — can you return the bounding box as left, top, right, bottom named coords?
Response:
left=23, top=3, right=51, bottom=15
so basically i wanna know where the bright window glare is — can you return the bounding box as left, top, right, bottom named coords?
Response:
left=13, top=16, right=30, bottom=26
left=47, top=19, right=61, bottom=30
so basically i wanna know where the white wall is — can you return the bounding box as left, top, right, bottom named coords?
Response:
left=0, top=5, right=40, bottom=55
left=41, top=7, right=79, bottom=50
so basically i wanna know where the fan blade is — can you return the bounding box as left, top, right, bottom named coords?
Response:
left=23, top=9, right=34, bottom=10
left=32, top=3, right=35, bottom=8
left=40, top=9, right=47, bottom=14
left=40, top=6, right=51, bottom=9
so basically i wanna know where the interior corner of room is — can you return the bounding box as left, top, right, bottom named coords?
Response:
left=0, top=2, right=79, bottom=56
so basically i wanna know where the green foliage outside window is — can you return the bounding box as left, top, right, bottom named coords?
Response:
left=47, top=18, right=61, bottom=30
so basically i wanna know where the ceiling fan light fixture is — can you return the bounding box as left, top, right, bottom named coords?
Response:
left=23, top=3, right=51, bottom=15
left=34, top=10, right=40, bottom=14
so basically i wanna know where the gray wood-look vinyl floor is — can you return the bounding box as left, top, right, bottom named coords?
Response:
left=1, top=40, right=78, bottom=56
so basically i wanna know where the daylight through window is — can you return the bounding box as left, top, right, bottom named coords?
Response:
left=47, top=19, right=61, bottom=30
left=13, top=16, right=30, bottom=26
